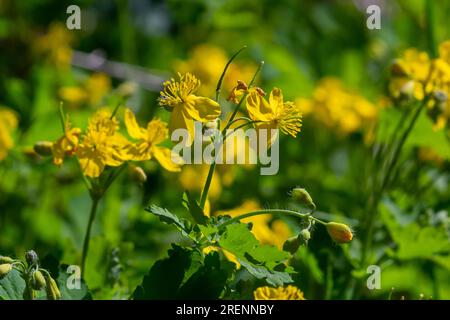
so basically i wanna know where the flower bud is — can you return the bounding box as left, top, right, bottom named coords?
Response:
left=290, top=188, right=316, bottom=210
left=33, top=141, right=54, bottom=156
left=0, top=256, right=14, bottom=264
left=0, top=264, right=12, bottom=278
left=31, top=270, right=47, bottom=290
left=283, top=236, right=300, bottom=254
left=326, top=222, right=353, bottom=243
left=299, top=229, right=311, bottom=243
left=129, top=165, right=147, bottom=184
left=25, top=250, right=39, bottom=266
left=45, top=275, right=61, bottom=300
left=116, top=81, right=137, bottom=99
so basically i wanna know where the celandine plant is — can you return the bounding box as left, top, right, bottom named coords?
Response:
left=135, top=48, right=354, bottom=299
left=16, top=47, right=354, bottom=300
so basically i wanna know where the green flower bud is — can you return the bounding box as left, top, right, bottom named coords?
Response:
left=326, top=222, right=353, bottom=244
left=290, top=188, right=316, bottom=210
left=33, top=141, right=54, bottom=156
left=25, top=250, right=39, bottom=266
left=45, top=275, right=61, bottom=300
left=129, top=165, right=147, bottom=184
left=298, top=229, right=311, bottom=245
left=0, top=264, right=12, bottom=278
left=0, top=256, right=14, bottom=264
left=283, top=236, right=300, bottom=254
left=31, top=270, right=47, bottom=290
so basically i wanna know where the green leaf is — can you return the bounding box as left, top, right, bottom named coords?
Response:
left=145, top=204, right=190, bottom=236
left=57, top=265, right=91, bottom=300
left=133, top=245, right=233, bottom=299
left=218, top=223, right=292, bottom=286
left=183, top=191, right=208, bottom=225
left=381, top=203, right=450, bottom=260
left=0, top=268, right=26, bottom=300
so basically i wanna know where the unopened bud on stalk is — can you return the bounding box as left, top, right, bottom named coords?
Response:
left=290, top=188, right=316, bottom=210
left=326, top=222, right=353, bottom=243
left=0, top=256, right=14, bottom=264
left=129, top=165, right=147, bottom=184
left=0, top=264, right=12, bottom=278
left=283, top=236, right=300, bottom=254
left=299, top=229, right=311, bottom=243
left=25, top=250, right=39, bottom=266
left=45, top=275, right=61, bottom=300
left=116, top=81, right=137, bottom=99
left=31, top=270, right=47, bottom=290
left=33, top=141, right=54, bottom=156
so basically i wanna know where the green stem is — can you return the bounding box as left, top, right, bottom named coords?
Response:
left=425, top=0, right=436, bottom=58
left=199, top=61, right=264, bottom=209
left=217, top=209, right=323, bottom=229
left=215, top=46, right=247, bottom=101
left=81, top=196, right=100, bottom=278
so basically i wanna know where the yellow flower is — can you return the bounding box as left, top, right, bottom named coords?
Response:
left=52, top=117, right=81, bottom=166
left=326, top=222, right=353, bottom=244
left=34, top=23, right=73, bottom=70
left=124, top=108, right=183, bottom=172
left=59, top=73, right=111, bottom=107
left=246, top=87, right=302, bottom=146
left=76, top=109, right=130, bottom=178
left=179, top=164, right=222, bottom=199
left=175, top=44, right=256, bottom=96
left=297, top=78, right=377, bottom=136
left=158, top=73, right=221, bottom=143
left=254, top=285, right=305, bottom=300
left=0, top=107, right=18, bottom=161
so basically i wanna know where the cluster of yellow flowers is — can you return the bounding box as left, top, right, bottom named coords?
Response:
left=175, top=44, right=256, bottom=96
left=59, top=73, right=112, bottom=107
left=45, top=108, right=182, bottom=178
left=296, top=77, right=377, bottom=135
left=253, top=285, right=305, bottom=300
left=0, top=107, right=18, bottom=161
left=389, top=40, right=450, bottom=130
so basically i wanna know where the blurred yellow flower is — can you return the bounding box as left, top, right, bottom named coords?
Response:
left=175, top=44, right=256, bottom=96
left=297, top=77, right=377, bottom=135
left=158, top=73, right=221, bottom=143
left=179, top=164, right=222, bottom=199
left=0, top=107, right=18, bottom=161
left=52, top=117, right=81, bottom=166
left=216, top=200, right=292, bottom=249
left=202, top=245, right=241, bottom=268
left=76, top=109, right=130, bottom=178
left=59, top=73, right=111, bottom=107
left=254, top=285, right=305, bottom=300
left=34, top=23, right=73, bottom=70
left=246, top=87, right=302, bottom=146
left=124, top=108, right=183, bottom=172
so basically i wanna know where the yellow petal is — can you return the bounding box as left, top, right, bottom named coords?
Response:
left=124, top=108, right=146, bottom=140
left=246, top=91, right=273, bottom=122
left=169, top=106, right=195, bottom=145
left=152, top=146, right=183, bottom=172
left=184, top=95, right=221, bottom=122
left=77, top=147, right=105, bottom=178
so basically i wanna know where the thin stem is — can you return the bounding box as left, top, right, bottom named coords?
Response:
left=58, top=102, right=66, bottom=133
left=215, top=46, right=247, bottom=101
left=81, top=196, right=100, bottom=278
left=217, top=209, right=322, bottom=229
left=199, top=61, right=264, bottom=209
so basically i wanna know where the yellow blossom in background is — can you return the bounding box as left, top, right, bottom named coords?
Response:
left=124, top=108, right=183, bottom=172
left=254, top=285, right=305, bottom=300
left=0, top=107, right=18, bottom=161
left=246, top=87, right=302, bottom=146
left=34, top=23, right=73, bottom=70
left=297, top=77, right=377, bottom=135
left=175, top=44, right=256, bottom=96
left=59, top=73, right=112, bottom=107
left=52, top=117, right=81, bottom=166
left=179, top=164, right=222, bottom=199
left=158, top=73, right=221, bottom=143
left=216, top=200, right=292, bottom=249
left=418, top=147, right=444, bottom=167
left=202, top=245, right=241, bottom=268
left=76, top=109, right=131, bottom=178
